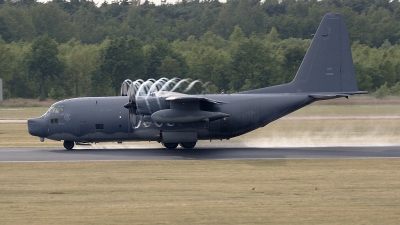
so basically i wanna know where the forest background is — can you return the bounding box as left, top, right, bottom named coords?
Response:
left=1, top=0, right=400, bottom=100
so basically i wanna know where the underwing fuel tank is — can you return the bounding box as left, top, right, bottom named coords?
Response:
left=151, top=109, right=229, bottom=123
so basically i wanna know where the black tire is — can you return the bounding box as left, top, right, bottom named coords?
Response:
left=179, top=142, right=196, bottom=149
left=162, top=142, right=178, bottom=149
left=63, top=141, right=75, bottom=150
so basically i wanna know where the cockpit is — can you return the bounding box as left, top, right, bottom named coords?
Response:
left=46, top=105, right=65, bottom=114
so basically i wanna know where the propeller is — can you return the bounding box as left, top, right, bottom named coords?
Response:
left=120, top=79, right=132, bottom=96
left=124, top=84, right=137, bottom=127
left=121, top=77, right=210, bottom=129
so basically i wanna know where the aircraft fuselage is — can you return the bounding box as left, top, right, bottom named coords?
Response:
left=28, top=93, right=314, bottom=144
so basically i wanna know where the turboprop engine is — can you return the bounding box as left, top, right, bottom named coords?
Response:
left=123, top=89, right=172, bottom=127
left=122, top=78, right=229, bottom=127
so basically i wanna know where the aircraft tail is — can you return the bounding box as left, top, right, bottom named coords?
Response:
left=242, top=13, right=366, bottom=95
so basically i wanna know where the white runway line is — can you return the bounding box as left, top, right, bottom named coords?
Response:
left=282, top=115, right=400, bottom=120
left=0, top=120, right=27, bottom=123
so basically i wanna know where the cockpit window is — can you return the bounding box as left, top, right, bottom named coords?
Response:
left=47, top=105, right=64, bottom=114
left=46, top=107, right=54, bottom=114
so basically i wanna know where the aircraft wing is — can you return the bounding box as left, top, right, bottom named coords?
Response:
left=165, top=96, right=227, bottom=105
left=151, top=95, right=229, bottom=123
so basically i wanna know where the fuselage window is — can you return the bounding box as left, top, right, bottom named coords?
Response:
left=95, top=124, right=104, bottom=130
left=51, top=118, right=59, bottom=124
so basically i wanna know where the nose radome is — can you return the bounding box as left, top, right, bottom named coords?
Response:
left=27, top=117, right=45, bottom=137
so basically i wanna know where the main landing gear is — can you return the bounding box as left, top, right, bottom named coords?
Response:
left=162, top=142, right=197, bottom=149
left=63, top=140, right=75, bottom=150
left=179, top=142, right=196, bottom=149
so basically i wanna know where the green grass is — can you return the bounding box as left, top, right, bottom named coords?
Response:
left=0, top=107, right=48, bottom=120
left=0, top=159, right=400, bottom=224
left=0, top=98, right=54, bottom=119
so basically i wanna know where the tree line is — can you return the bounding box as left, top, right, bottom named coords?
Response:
left=1, top=0, right=400, bottom=100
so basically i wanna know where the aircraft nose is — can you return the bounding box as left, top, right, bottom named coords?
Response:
left=27, top=117, right=46, bottom=137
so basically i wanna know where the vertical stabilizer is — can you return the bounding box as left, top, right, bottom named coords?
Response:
left=241, top=13, right=361, bottom=94
left=291, top=13, right=358, bottom=93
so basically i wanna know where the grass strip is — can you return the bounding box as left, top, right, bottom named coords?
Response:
left=0, top=159, right=399, bottom=224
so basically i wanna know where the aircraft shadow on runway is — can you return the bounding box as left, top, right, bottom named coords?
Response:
left=48, top=146, right=400, bottom=160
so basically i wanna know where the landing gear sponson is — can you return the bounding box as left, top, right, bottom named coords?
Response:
left=61, top=140, right=196, bottom=150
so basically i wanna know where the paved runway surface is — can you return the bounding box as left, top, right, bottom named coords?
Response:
left=1, top=146, right=400, bottom=162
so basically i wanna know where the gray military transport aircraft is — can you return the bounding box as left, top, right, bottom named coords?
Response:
left=28, top=13, right=366, bottom=150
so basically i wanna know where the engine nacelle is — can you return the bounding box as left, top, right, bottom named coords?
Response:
left=151, top=109, right=229, bottom=123
left=135, top=96, right=169, bottom=115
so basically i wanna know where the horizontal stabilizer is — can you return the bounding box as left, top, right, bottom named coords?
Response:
left=309, top=91, right=368, bottom=100
left=151, top=109, right=229, bottom=123
left=309, top=94, right=349, bottom=100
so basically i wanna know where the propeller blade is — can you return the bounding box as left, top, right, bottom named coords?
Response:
left=129, top=108, right=136, bottom=126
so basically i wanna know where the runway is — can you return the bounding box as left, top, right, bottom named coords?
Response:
left=1, top=146, right=400, bottom=162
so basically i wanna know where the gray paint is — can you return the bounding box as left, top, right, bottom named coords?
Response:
left=27, top=13, right=367, bottom=150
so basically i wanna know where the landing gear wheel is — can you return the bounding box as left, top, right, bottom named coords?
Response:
left=163, top=142, right=178, bottom=149
left=179, top=142, right=196, bottom=149
left=63, top=141, right=75, bottom=150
